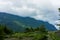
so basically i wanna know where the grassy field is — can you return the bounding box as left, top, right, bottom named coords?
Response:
left=4, top=31, right=60, bottom=40
left=4, top=32, right=48, bottom=40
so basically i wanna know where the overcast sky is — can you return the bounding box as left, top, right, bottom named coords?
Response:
left=0, top=0, right=60, bottom=29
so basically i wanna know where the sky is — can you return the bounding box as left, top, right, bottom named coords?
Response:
left=0, top=0, right=60, bottom=29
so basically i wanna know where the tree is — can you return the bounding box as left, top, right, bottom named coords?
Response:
left=0, top=24, right=5, bottom=40
left=0, top=24, right=13, bottom=40
left=25, top=27, right=34, bottom=32
left=39, top=24, right=48, bottom=40
left=30, top=27, right=34, bottom=32
left=25, top=27, right=30, bottom=32
left=39, top=24, right=48, bottom=34
left=34, top=27, right=39, bottom=31
left=4, top=26, right=13, bottom=35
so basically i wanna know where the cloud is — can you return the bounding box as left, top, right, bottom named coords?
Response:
left=10, top=5, right=37, bottom=16
left=0, top=0, right=60, bottom=29
left=0, top=0, right=13, bottom=12
left=50, top=0, right=60, bottom=8
left=55, top=20, right=60, bottom=30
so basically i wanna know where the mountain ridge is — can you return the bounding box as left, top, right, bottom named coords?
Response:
left=0, top=12, right=57, bottom=32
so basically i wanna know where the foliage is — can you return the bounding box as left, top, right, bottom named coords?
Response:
left=39, top=24, right=48, bottom=34
left=4, top=26, right=13, bottom=35
left=25, top=27, right=34, bottom=32
left=0, top=24, right=59, bottom=40
left=11, top=24, right=48, bottom=40
left=0, top=24, right=5, bottom=40
left=0, top=24, right=13, bottom=40
left=49, top=32, right=60, bottom=40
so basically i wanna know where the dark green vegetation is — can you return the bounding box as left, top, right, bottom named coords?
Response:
left=0, top=24, right=13, bottom=40
left=0, top=24, right=60, bottom=40
left=0, top=24, right=48, bottom=40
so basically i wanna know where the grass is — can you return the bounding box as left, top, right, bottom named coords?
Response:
left=4, top=31, right=60, bottom=40
left=48, top=32, right=60, bottom=40
left=10, top=32, right=48, bottom=40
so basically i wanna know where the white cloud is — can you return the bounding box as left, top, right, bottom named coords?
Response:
left=11, top=6, right=36, bottom=12
left=0, top=0, right=13, bottom=12
left=50, top=0, right=60, bottom=8
left=55, top=20, right=60, bottom=24
left=55, top=20, right=60, bottom=30
left=33, top=15, right=45, bottom=20
left=0, top=1, right=13, bottom=7
left=10, top=5, right=36, bottom=16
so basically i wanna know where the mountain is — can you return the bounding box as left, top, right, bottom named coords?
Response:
left=0, top=12, right=57, bottom=32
